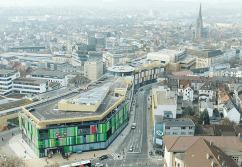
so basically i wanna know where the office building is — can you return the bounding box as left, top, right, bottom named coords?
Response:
left=0, top=70, right=20, bottom=96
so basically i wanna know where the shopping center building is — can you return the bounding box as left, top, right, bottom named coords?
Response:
left=107, top=56, right=166, bottom=88
left=18, top=75, right=133, bottom=157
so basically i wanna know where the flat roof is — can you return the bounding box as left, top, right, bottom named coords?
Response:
left=108, top=65, right=135, bottom=73
left=0, top=69, right=15, bottom=75
left=164, top=118, right=195, bottom=127
left=156, top=91, right=176, bottom=105
left=71, top=83, right=111, bottom=105
left=31, top=70, right=69, bottom=77
left=21, top=76, right=129, bottom=122
left=13, top=78, right=49, bottom=84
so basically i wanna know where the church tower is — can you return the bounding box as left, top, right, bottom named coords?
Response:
left=195, top=3, right=204, bottom=39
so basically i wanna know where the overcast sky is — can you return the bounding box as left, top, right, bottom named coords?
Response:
left=0, top=0, right=241, bottom=7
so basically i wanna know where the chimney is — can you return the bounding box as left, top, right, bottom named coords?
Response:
left=218, top=155, right=220, bottom=160
left=210, top=141, right=213, bottom=146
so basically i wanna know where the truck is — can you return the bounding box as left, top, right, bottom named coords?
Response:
left=131, top=123, right=137, bottom=129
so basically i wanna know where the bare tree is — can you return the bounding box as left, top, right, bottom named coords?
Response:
left=1, top=156, right=27, bottom=167
left=221, top=118, right=235, bottom=125
left=46, top=162, right=59, bottom=167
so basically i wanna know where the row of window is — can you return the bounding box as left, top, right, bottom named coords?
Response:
left=14, top=86, right=40, bottom=90
left=14, top=82, right=41, bottom=86
left=165, top=126, right=193, bottom=130
left=165, top=131, right=194, bottom=135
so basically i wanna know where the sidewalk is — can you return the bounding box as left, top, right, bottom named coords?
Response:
left=107, top=102, right=136, bottom=153
left=9, top=134, right=38, bottom=160
left=8, top=134, right=111, bottom=167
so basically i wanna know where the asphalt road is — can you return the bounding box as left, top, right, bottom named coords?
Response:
left=91, top=86, right=164, bottom=167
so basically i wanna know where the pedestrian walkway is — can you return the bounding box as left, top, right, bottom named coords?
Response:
left=7, top=134, right=111, bottom=167
left=9, top=134, right=38, bottom=160
left=110, top=152, right=121, bottom=160
left=107, top=103, right=136, bottom=153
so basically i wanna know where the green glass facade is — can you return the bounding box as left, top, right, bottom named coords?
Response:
left=19, top=103, right=130, bottom=157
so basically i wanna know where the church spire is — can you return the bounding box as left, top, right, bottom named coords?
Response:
left=199, top=3, right=202, bottom=18
left=195, top=3, right=204, bottom=39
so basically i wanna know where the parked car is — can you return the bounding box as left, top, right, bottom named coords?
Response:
left=99, top=155, right=108, bottom=160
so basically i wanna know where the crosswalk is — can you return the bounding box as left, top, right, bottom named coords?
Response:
left=110, top=152, right=121, bottom=160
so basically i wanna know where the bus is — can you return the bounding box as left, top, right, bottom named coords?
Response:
left=71, top=160, right=91, bottom=167
left=60, top=160, right=91, bottom=167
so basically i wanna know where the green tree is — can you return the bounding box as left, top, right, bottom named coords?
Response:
left=199, top=109, right=210, bottom=125
left=182, top=106, right=194, bottom=116
left=213, top=108, right=220, bottom=117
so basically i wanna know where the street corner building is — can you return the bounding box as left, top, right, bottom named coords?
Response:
left=18, top=75, right=134, bottom=157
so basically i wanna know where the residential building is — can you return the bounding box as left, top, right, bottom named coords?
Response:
left=198, top=81, right=216, bottom=101
left=69, top=75, right=91, bottom=88
left=0, top=70, right=20, bottom=96
left=163, top=136, right=241, bottom=167
left=213, top=125, right=236, bottom=136
left=84, top=58, right=103, bottom=81
left=223, top=101, right=240, bottom=124
left=178, top=80, right=194, bottom=101
left=153, top=116, right=195, bottom=149
left=200, top=101, right=214, bottom=117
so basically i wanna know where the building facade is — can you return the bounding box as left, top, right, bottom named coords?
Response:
left=13, top=78, right=49, bottom=94
left=0, top=70, right=20, bottom=96
left=18, top=76, right=133, bottom=157
left=84, top=58, right=103, bottom=81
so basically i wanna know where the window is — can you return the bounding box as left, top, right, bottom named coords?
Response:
left=232, top=157, right=239, bottom=162
left=181, top=127, right=186, bottom=130
left=181, top=132, right=186, bottom=135
left=165, top=126, right=170, bottom=129
left=173, top=132, right=178, bottom=135
left=165, top=132, right=170, bottom=135
left=189, top=127, right=193, bottom=129
left=188, top=132, right=193, bottom=135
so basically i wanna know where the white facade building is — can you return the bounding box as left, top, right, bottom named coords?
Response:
left=29, top=71, right=70, bottom=87
left=152, top=87, right=177, bottom=119
left=13, top=78, right=49, bottom=94
left=200, top=101, right=214, bottom=118
left=0, top=70, right=20, bottom=95
left=223, top=101, right=241, bottom=124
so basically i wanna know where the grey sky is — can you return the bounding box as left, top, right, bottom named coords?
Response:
left=0, top=0, right=241, bottom=7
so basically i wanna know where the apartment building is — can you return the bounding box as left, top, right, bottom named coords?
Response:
left=153, top=116, right=195, bottom=149
left=0, top=70, right=20, bottom=95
